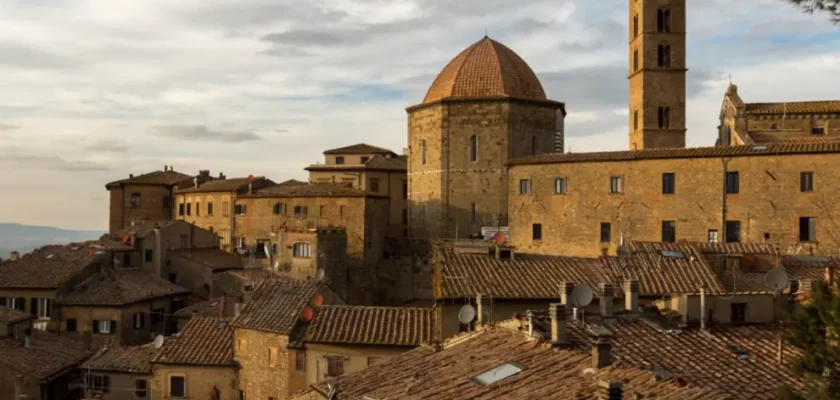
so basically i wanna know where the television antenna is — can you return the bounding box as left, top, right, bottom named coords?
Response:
left=315, top=269, right=325, bottom=281
left=458, top=304, right=476, bottom=326
left=152, top=335, right=165, bottom=349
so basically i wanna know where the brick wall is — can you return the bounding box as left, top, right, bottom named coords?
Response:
left=151, top=364, right=237, bottom=400
left=109, top=185, right=174, bottom=234
left=174, top=191, right=235, bottom=251
left=235, top=328, right=291, bottom=400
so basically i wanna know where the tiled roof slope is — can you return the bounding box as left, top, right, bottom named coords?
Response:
left=323, top=143, right=396, bottom=155
left=307, top=328, right=728, bottom=400
left=435, top=246, right=610, bottom=299
left=152, top=317, right=235, bottom=366
left=423, top=37, right=549, bottom=104
left=745, top=100, right=840, bottom=115
left=509, top=142, right=840, bottom=165
left=105, top=170, right=192, bottom=189
left=748, top=132, right=840, bottom=145
left=232, top=278, right=322, bottom=334
left=782, top=255, right=838, bottom=282
left=691, top=242, right=778, bottom=255
left=0, top=242, right=110, bottom=289
left=251, top=183, right=381, bottom=198
left=0, top=331, right=92, bottom=381
left=606, top=242, right=726, bottom=295
left=57, top=268, right=188, bottom=306
left=277, top=179, right=308, bottom=186
left=306, top=306, right=437, bottom=346
left=0, top=307, right=33, bottom=324
left=169, top=248, right=243, bottom=271
left=175, top=176, right=274, bottom=194
left=306, top=154, right=407, bottom=172
left=174, top=295, right=239, bottom=319
left=81, top=344, right=158, bottom=374
left=111, top=219, right=179, bottom=239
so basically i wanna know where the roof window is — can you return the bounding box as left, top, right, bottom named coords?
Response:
left=660, top=250, right=684, bottom=258
left=471, top=362, right=526, bottom=386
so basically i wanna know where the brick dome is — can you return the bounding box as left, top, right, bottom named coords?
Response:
left=422, top=37, right=547, bottom=104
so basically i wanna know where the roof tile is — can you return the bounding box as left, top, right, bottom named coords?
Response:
left=152, top=317, right=235, bottom=366
left=57, top=268, right=189, bottom=306
left=0, top=242, right=111, bottom=289
left=169, top=248, right=243, bottom=271
left=81, top=344, right=158, bottom=374
left=106, top=170, right=192, bottom=188
left=306, top=306, right=438, bottom=346
left=0, top=331, right=92, bottom=380
left=745, top=100, right=840, bottom=115
left=323, top=143, right=396, bottom=155
left=232, top=278, right=322, bottom=334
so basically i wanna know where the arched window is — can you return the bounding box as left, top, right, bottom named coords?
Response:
left=531, top=136, right=537, bottom=156
left=658, top=106, right=671, bottom=129
left=633, top=14, right=639, bottom=37
left=657, top=43, right=671, bottom=67
left=421, top=140, right=427, bottom=165
left=293, top=242, right=312, bottom=258
left=633, top=110, right=639, bottom=130
left=657, top=8, right=671, bottom=32
left=469, top=135, right=477, bottom=162
left=130, top=193, right=141, bottom=208
left=633, top=49, right=639, bottom=72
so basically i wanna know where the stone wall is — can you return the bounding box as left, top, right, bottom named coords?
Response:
left=175, top=191, right=235, bottom=251
left=151, top=364, right=238, bottom=400
left=235, top=328, right=292, bottom=400
left=303, top=343, right=409, bottom=385
left=60, top=296, right=182, bottom=346
left=109, top=185, right=174, bottom=234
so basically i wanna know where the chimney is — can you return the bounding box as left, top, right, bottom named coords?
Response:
left=23, top=329, right=32, bottom=348
left=164, top=165, right=168, bottom=172
left=700, top=285, right=708, bottom=330
left=219, top=172, right=225, bottom=179
left=194, top=176, right=199, bottom=189
left=129, top=173, right=134, bottom=179
left=83, top=331, right=92, bottom=351
left=592, top=331, right=613, bottom=369
left=598, top=283, right=614, bottom=318
left=826, top=264, right=835, bottom=287
left=559, top=281, right=575, bottom=310
left=234, top=301, right=242, bottom=318
left=477, top=294, right=493, bottom=326
left=10, top=251, right=19, bottom=262
left=526, top=310, right=534, bottom=337
left=548, top=303, right=567, bottom=346
left=624, top=279, right=639, bottom=312
left=598, top=380, right=622, bottom=400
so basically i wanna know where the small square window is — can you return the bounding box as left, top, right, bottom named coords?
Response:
left=532, top=223, right=542, bottom=241
left=169, top=376, right=185, bottom=398
left=708, top=229, right=719, bottom=244
left=812, top=127, right=826, bottom=135
left=273, top=203, right=286, bottom=215
left=327, top=356, right=345, bottom=377
left=294, top=206, right=308, bottom=217
left=726, top=172, right=739, bottom=194
left=662, top=173, right=675, bottom=194
left=66, top=318, right=77, bottom=332
left=600, top=223, right=611, bottom=243
left=799, top=217, right=816, bottom=242
left=725, top=221, right=741, bottom=243
left=335, top=156, right=345, bottom=165
left=554, top=178, right=567, bottom=194
left=609, top=176, right=623, bottom=194
left=369, top=179, right=380, bottom=193
left=360, top=156, right=369, bottom=164
left=519, top=179, right=532, bottom=195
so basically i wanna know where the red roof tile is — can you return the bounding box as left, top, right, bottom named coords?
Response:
left=745, top=100, right=840, bottom=115
left=105, top=170, right=192, bottom=189
left=57, top=268, right=188, bottom=306
left=323, top=143, right=396, bottom=155
left=174, top=296, right=239, bottom=319
left=0, top=331, right=92, bottom=381
left=305, top=306, right=438, bottom=346
left=251, top=183, right=382, bottom=198
left=169, top=248, right=243, bottom=271
left=603, top=242, right=724, bottom=295
left=175, top=176, right=274, bottom=194
left=306, top=154, right=407, bottom=172
left=232, top=278, right=323, bottom=334
left=0, top=242, right=111, bottom=289
left=81, top=344, right=158, bottom=374
left=152, top=317, right=235, bottom=366
left=748, top=132, right=840, bottom=145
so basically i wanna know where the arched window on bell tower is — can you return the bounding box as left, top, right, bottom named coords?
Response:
left=633, top=14, right=639, bottom=37
left=633, top=49, right=639, bottom=72
left=658, top=106, right=671, bottom=129
left=657, top=43, right=671, bottom=67
left=657, top=8, right=671, bottom=32
left=633, top=110, right=639, bottom=130
left=469, top=135, right=477, bottom=162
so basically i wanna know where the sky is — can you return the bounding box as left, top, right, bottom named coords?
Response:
left=0, top=0, right=839, bottom=231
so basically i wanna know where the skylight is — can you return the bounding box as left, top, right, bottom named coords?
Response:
left=471, top=362, right=526, bottom=386
left=724, top=344, right=749, bottom=360
left=660, top=250, right=684, bottom=258
left=752, top=145, right=768, bottom=151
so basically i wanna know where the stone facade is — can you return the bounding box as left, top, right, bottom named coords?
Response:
left=59, top=297, right=184, bottom=346
left=151, top=364, right=238, bottom=400
left=235, top=328, right=292, bottom=400
left=109, top=185, right=175, bottom=234
left=175, top=190, right=237, bottom=251
left=628, top=0, right=687, bottom=150
left=302, top=343, right=407, bottom=384
left=508, top=150, right=840, bottom=257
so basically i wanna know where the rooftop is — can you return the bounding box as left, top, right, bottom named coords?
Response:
left=152, top=317, right=235, bottom=366
left=169, top=248, right=244, bottom=271
left=232, top=278, right=323, bottom=334
left=175, top=176, right=274, bottom=194
left=305, top=305, right=438, bottom=346
left=174, top=295, right=239, bottom=319
left=0, top=307, right=34, bottom=325
left=111, top=219, right=180, bottom=240
left=250, top=183, right=384, bottom=198
left=0, top=242, right=111, bottom=289
left=105, top=169, right=192, bottom=189
left=306, top=154, right=407, bottom=172
left=81, top=344, right=158, bottom=374
left=57, top=268, right=189, bottom=306
left=603, top=242, right=724, bottom=295
left=0, top=330, right=92, bottom=381
left=744, top=100, right=840, bottom=115
left=323, top=143, right=397, bottom=155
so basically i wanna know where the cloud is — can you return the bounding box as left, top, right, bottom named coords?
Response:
left=152, top=125, right=263, bottom=143
left=0, top=146, right=109, bottom=171
left=85, top=140, right=130, bottom=153
left=0, top=124, right=20, bottom=131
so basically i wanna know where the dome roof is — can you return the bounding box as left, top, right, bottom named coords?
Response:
left=423, top=37, right=547, bottom=104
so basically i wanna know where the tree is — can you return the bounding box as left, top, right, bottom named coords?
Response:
left=779, top=280, right=840, bottom=399
left=785, top=0, right=840, bottom=24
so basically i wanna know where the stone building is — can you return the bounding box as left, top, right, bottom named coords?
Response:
left=407, top=36, right=566, bottom=239
left=174, top=176, right=274, bottom=251
left=0, top=329, right=91, bottom=400
left=306, top=143, right=408, bottom=237
left=628, top=0, right=687, bottom=149
left=168, top=248, right=244, bottom=299
left=80, top=344, right=158, bottom=400
left=718, top=84, right=840, bottom=146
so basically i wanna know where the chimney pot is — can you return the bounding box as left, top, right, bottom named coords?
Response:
left=477, top=294, right=493, bottom=326
left=129, top=173, right=134, bottom=179
left=592, top=333, right=613, bottom=369
left=559, top=282, right=575, bottom=310
left=548, top=303, right=567, bottom=345
left=597, top=380, right=623, bottom=400
left=624, top=280, right=639, bottom=312
left=598, top=283, right=615, bottom=318
left=10, top=251, right=20, bottom=262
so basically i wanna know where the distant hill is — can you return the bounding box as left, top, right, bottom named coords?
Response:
left=0, top=223, right=105, bottom=259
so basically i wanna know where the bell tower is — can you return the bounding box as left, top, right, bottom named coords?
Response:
left=628, top=0, right=687, bottom=150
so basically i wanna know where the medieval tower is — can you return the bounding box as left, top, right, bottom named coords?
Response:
left=628, top=0, right=687, bottom=150
left=407, top=37, right=566, bottom=238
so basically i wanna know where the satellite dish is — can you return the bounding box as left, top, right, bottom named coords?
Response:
left=765, top=268, right=790, bottom=292
left=616, top=244, right=631, bottom=259
left=492, top=232, right=506, bottom=246
left=312, top=293, right=324, bottom=308
left=458, top=304, right=476, bottom=324
left=314, top=269, right=325, bottom=280
left=571, top=284, right=594, bottom=308
left=300, top=306, right=314, bottom=322
left=152, top=335, right=165, bottom=349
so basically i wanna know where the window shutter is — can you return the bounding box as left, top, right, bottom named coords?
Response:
left=93, top=320, right=100, bottom=333
left=30, top=298, right=37, bottom=316
left=110, top=320, right=117, bottom=334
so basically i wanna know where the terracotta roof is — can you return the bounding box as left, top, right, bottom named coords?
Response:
left=81, top=344, right=158, bottom=374
left=745, top=100, right=840, bottom=115
left=435, top=246, right=610, bottom=299
left=509, top=142, right=840, bottom=165
left=305, top=306, right=437, bottom=346
left=306, top=154, right=407, bottom=172
left=232, top=278, right=322, bottom=334
left=174, top=296, right=239, bottom=319
left=105, top=170, right=192, bottom=189
left=782, top=255, right=837, bottom=282
left=423, top=37, right=549, bottom=105
left=277, top=179, right=308, bottom=186
left=306, top=327, right=728, bottom=400
left=175, top=176, right=274, bottom=194
left=0, top=331, right=92, bottom=381
left=225, top=268, right=275, bottom=282
left=603, top=242, right=724, bottom=295
left=748, top=132, right=840, bottom=145
left=0, top=307, right=33, bottom=325
left=111, top=219, right=179, bottom=239
left=169, top=248, right=243, bottom=271
left=56, top=268, right=188, bottom=306
left=692, top=242, right=778, bottom=255
left=152, top=317, right=235, bottom=366
left=323, top=143, right=396, bottom=155
left=0, top=242, right=111, bottom=289
left=250, top=183, right=382, bottom=198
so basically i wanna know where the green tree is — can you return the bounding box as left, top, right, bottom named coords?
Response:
left=779, top=280, right=840, bottom=399
left=785, top=0, right=840, bottom=23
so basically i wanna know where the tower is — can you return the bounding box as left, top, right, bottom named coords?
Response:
left=628, top=0, right=687, bottom=150
left=407, top=37, right=566, bottom=238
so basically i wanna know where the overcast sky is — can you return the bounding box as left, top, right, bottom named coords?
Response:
left=1, top=0, right=838, bottom=230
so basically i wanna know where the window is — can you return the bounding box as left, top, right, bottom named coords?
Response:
left=273, top=203, right=286, bottom=215
left=726, top=171, right=739, bottom=194
left=470, top=135, right=478, bottom=162
left=335, top=156, right=345, bottom=165
left=800, top=217, right=816, bottom=242
left=295, top=350, right=306, bottom=372
left=66, top=318, right=77, bottom=332
left=269, top=347, right=279, bottom=368
left=178, top=203, right=185, bottom=216
left=222, top=201, right=230, bottom=216
left=162, top=196, right=171, bottom=209
left=725, top=221, right=741, bottom=243
left=472, top=363, right=526, bottom=386
left=658, top=106, right=671, bottom=128
left=207, top=202, right=214, bottom=215
left=196, top=201, right=201, bottom=216
left=421, top=140, right=427, bottom=165
left=327, top=356, right=345, bottom=377
left=186, top=202, right=193, bottom=216
left=91, top=375, right=110, bottom=393
left=134, top=312, right=145, bottom=329
left=293, top=243, right=312, bottom=258
left=554, top=178, right=567, bottom=194
left=610, top=176, right=623, bottom=194
left=519, top=179, right=532, bottom=195
left=135, top=379, right=148, bottom=398
left=532, top=223, right=542, bottom=241
left=369, top=178, right=380, bottom=193
left=93, top=320, right=116, bottom=334
left=144, top=249, right=153, bottom=263
left=471, top=203, right=477, bottom=222
left=812, top=127, right=826, bottom=135
left=402, top=182, right=408, bottom=198
left=633, top=109, right=638, bottom=130
left=361, top=156, right=369, bottom=164
left=169, top=376, right=186, bottom=398
left=130, top=193, right=141, bottom=208
left=731, top=303, right=747, bottom=325
left=37, top=298, right=51, bottom=320
left=662, top=173, right=675, bottom=194
left=633, top=14, right=639, bottom=37
left=657, top=8, right=672, bottom=32
left=633, top=49, right=639, bottom=72
left=340, top=205, right=346, bottom=217
left=234, top=204, right=247, bottom=215
left=255, top=240, right=269, bottom=258
left=123, top=253, right=131, bottom=267
left=294, top=205, right=307, bottom=217
left=801, top=172, right=814, bottom=192
left=13, top=297, right=24, bottom=311
left=708, top=229, right=719, bottom=244
left=657, top=44, right=671, bottom=67
left=600, top=222, right=611, bottom=243
left=661, top=221, right=676, bottom=243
